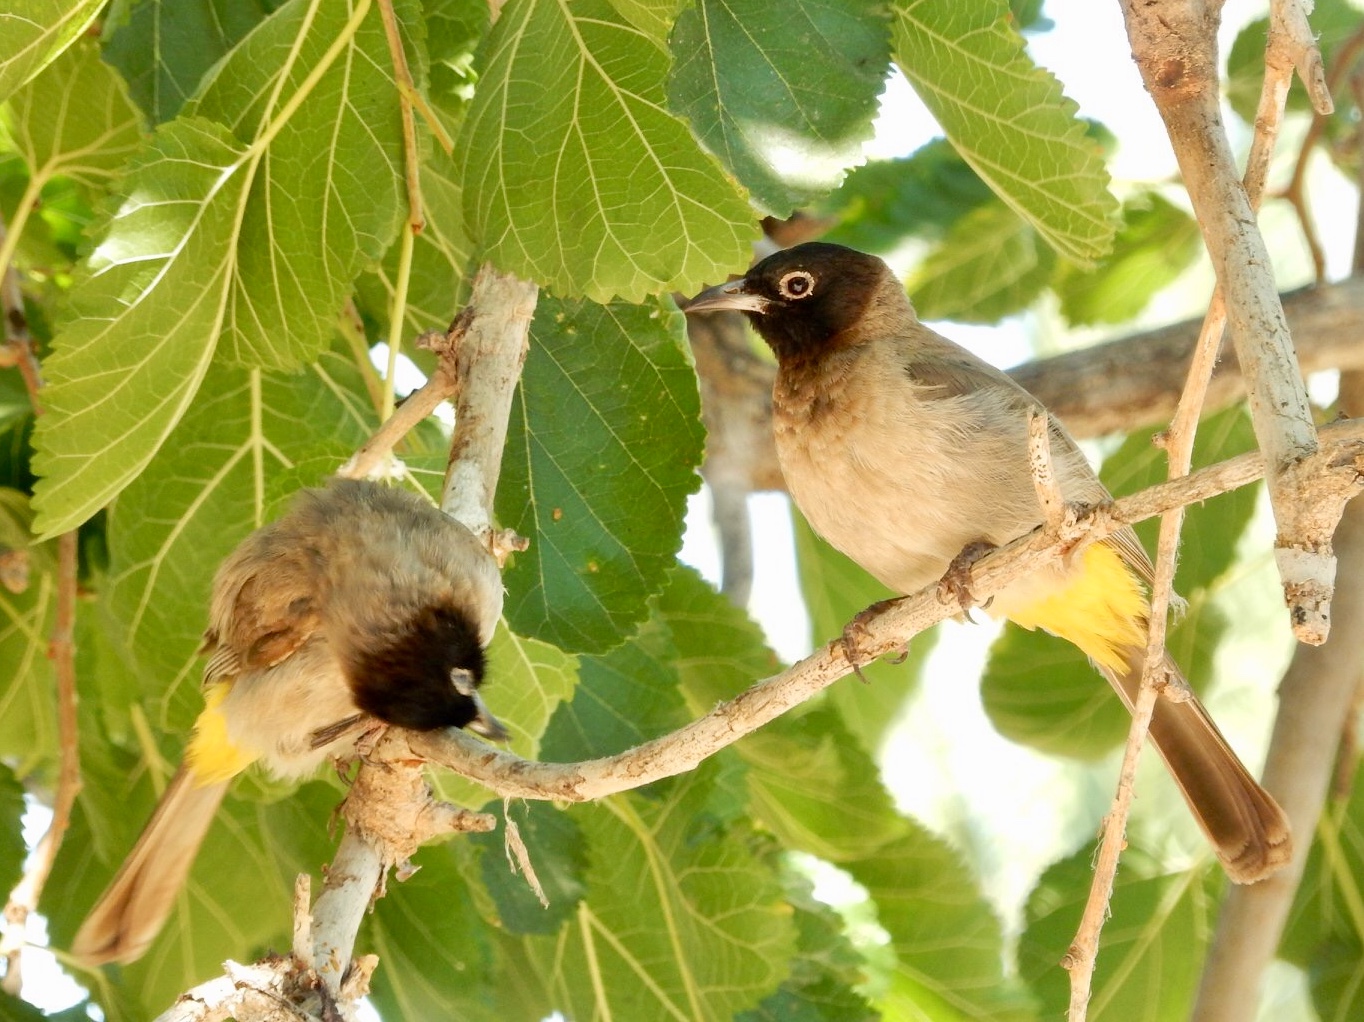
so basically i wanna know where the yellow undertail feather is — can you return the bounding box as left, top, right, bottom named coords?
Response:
left=185, top=682, right=257, bottom=784
left=1003, top=542, right=1148, bottom=672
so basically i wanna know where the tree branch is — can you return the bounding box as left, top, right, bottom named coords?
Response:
left=409, top=418, right=1364, bottom=803
left=1119, top=0, right=1345, bottom=644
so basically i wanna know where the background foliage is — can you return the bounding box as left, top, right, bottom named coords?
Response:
left=0, top=0, right=1359, bottom=1019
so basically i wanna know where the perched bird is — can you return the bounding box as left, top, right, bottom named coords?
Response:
left=686, top=242, right=1291, bottom=883
left=72, top=478, right=507, bottom=965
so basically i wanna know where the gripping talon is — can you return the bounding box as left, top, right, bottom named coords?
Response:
left=939, top=540, right=998, bottom=617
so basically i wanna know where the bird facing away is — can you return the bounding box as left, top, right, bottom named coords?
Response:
left=685, top=241, right=1291, bottom=884
left=71, top=478, right=508, bottom=966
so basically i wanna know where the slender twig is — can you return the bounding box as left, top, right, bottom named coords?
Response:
left=1066, top=6, right=1306, bottom=1011
left=1192, top=30, right=1364, bottom=1017
left=338, top=353, right=459, bottom=480
left=337, top=300, right=386, bottom=413
left=1278, top=23, right=1364, bottom=282
left=0, top=210, right=82, bottom=997
left=376, top=0, right=424, bottom=235
left=380, top=226, right=416, bottom=422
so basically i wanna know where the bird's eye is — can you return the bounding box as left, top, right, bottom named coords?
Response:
left=778, top=270, right=815, bottom=300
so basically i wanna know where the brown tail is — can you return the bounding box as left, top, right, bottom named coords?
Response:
left=1102, top=652, right=1291, bottom=884
left=71, top=766, right=229, bottom=966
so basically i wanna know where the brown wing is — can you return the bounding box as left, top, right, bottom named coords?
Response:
left=201, top=531, right=324, bottom=687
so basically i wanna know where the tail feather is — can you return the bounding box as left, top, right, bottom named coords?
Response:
left=71, top=766, right=229, bottom=966
left=1103, top=652, right=1291, bottom=884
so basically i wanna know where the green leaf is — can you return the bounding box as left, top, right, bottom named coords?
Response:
left=0, top=494, right=57, bottom=768
left=818, top=139, right=995, bottom=255
left=0, top=0, right=103, bottom=102
left=738, top=867, right=878, bottom=1022
left=458, top=0, right=755, bottom=301
left=1310, top=940, right=1364, bottom=1022
left=497, top=296, right=704, bottom=653
left=31, top=0, right=415, bottom=537
left=470, top=799, right=589, bottom=934
left=853, top=829, right=1035, bottom=1020
left=891, top=0, right=1117, bottom=264
left=525, top=770, right=796, bottom=1020
left=29, top=117, right=253, bottom=538
left=746, top=706, right=910, bottom=862
left=186, top=0, right=407, bottom=369
left=3, top=39, right=143, bottom=185
left=0, top=765, right=24, bottom=901
left=667, top=0, right=890, bottom=216
left=539, top=609, right=691, bottom=760
left=102, top=0, right=281, bottom=124
left=1020, top=848, right=1218, bottom=1019
left=365, top=843, right=500, bottom=1020
left=908, top=200, right=1055, bottom=322
left=792, top=510, right=934, bottom=755
left=1282, top=762, right=1364, bottom=989
left=1053, top=192, right=1201, bottom=327
left=100, top=357, right=374, bottom=728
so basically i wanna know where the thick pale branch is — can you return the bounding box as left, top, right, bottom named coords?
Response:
left=1119, top=0, right=1337, bottom=643
left=411, top=419, right=1364, bottom=803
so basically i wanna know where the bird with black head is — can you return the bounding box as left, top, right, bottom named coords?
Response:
left=72, top=478, right=507, bottom=966
left=686, top=241, right=1291, bottom=884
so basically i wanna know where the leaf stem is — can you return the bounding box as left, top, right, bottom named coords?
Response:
left=381, top=226, right=416, bottom=422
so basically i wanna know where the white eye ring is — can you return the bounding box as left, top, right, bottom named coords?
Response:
left=778, top=270, right=816, bottom=300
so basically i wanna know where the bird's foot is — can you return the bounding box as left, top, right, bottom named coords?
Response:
left=938, top=541, right=997, bottom=622
left=840, top=597, right=908, bottom=681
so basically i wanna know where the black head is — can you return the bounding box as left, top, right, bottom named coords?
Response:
left=346, top=601, right=508, bottom=740
left=684, top=242, right=900, bottom=362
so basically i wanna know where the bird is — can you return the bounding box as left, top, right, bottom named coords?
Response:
left=71, top=478, right=508, bottom=966
left=685, top=241, right=1291, bottom=884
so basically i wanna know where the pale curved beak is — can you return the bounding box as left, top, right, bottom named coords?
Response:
left=684, top=279, right=770, bottom=315
left=452, top=668, right=511, bottom=742
left=466, top=693, right=510, bottom=742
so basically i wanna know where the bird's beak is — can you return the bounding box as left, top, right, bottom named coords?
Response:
left=466, top=692, right=511, bottom=742
left=684, top=278, right=770, bottom=315
left=452, top=667, right=511, bottom=742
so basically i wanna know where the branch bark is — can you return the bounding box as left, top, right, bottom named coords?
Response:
left=1118, top=0, right=1345, bottom=644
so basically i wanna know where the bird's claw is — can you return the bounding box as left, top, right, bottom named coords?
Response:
left=840, top=597, right=908, bottom=681
left=938, top=541, right=997, bottom=620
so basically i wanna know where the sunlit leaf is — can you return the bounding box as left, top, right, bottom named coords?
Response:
left=892, top=0, right=1117, bottom=264
left=459, top=0, right=754, bottom=301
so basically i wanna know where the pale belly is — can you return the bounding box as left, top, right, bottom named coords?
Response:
left=773, top=393, right=1057, bottom=600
